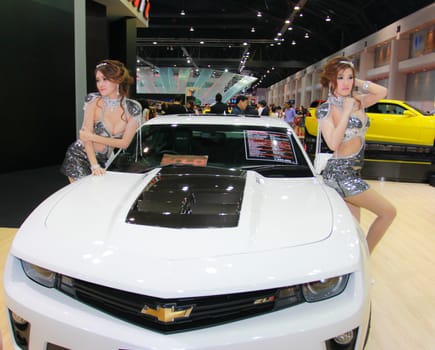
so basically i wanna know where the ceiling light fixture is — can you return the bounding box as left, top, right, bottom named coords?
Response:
left=292, top=40, right=296, bottom=45
left=294, top=5, right=300, bottom=10
left=251, top=27, right=255, bottom=32
left=304, top=33, right=309, bottom=38
left=257, top=11, right=262, bottom=17
left=181, top=47, right=199, bottom=70
left=189, top=26, right=194, bottom=32
left=285, top=19, right=291, bottom=24
left=180, top=10, right=185, bottom=16
left=325, top=15, right=331, bottom=22
left=288, top=26, right=293, bottom=31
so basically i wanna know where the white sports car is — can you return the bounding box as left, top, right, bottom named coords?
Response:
left=4, top=114, right=371, bottom=350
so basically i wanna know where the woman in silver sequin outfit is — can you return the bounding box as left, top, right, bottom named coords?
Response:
left=61, top=60, right=142, bottom=182
left=316, top=56, right=396, bottom=253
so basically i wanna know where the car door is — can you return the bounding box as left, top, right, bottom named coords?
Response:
left=366, top=102, right=421, bottom=145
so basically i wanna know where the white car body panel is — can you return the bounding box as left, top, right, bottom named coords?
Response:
left=4, top=115, right=371, bottom=350
left=11, top=172, right=358, bottom=297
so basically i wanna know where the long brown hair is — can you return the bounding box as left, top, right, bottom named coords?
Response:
left=95, top=59, right=134, bottom=97
left=95, top=59, right=134, bottom=121
left=320, top=56, right=356, bottom=94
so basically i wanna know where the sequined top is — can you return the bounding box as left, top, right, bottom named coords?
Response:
left=85, top=93, right=142, bottom=155
left=315, top=99, right=370, bottom=143
left=343, top=115, right=370, bottom=142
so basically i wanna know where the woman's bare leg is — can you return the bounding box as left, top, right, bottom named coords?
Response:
left=345, top=188, right=396, bottom=253
left=68, top=176, right=75, bottom=183
left=346, top=202, right=361, bottom=222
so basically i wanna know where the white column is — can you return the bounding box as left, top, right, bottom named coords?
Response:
left=387, top=36, right=408, bottom=100
left=300, top=75, right=307, bottom=107
left=74, top=0, right=87, bottom=136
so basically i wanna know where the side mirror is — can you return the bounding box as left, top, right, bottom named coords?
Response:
left=403, top=110, right=415, bottom=117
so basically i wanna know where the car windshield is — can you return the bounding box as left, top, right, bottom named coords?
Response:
left=108, top=123, right=312, bottom=178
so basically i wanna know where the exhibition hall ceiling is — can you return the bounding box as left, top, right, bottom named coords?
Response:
left=136, top=0, right=433, bottom=88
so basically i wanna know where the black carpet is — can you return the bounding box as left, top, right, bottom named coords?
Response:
left=0, top=166, right=69, bottom=228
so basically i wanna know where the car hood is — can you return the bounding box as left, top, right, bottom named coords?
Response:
left=12, top=168, right=361, bottom=297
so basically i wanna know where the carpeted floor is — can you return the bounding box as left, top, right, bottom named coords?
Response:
left=0, top=166, right=68, bottom=228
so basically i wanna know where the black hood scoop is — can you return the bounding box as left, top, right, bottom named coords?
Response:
left=126, top=166, right=246, bottom=228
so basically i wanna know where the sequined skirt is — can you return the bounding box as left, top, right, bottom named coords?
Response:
left=60, top=140, right=108, bottom=180
left=322, top=148, right=369, bottom=198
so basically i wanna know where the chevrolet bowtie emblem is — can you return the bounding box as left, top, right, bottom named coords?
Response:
left=141, top=304, right=193, bottom=323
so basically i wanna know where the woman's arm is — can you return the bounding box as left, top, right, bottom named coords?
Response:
left=355, top=78, right=387, bottom=107
left=320, top=97, right=355, bottom=151
left=80, top=117, right=139, bottom=149
left=81, top=98, right=106, bottom=175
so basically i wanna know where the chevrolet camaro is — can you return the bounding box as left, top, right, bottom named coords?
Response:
left=305, top=99, right=435, bottom=163
left=4, top=114, right=371, bottom=350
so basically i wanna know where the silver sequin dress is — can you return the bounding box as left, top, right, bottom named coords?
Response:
left=316, top=99, right=370, bottom=198
left=60, top=93, right=142, bottom=180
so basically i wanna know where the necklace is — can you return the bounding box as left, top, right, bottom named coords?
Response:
left=103, top=96, right=121, bottom=112
left=328, top=94, right=343, bottom=108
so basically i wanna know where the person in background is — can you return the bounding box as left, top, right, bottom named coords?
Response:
left=274, top=105, right=283, bottom=118
left=231, top=95, right=249, bottom=115
left=202, top=103, right=211, bottom=114
left=185, top=100, right=196, bottom=113
left=60, top=59, right=142, bottom=183
left=284, top=101, right=297, bottom=126
left=257, top=100, right=270, bottom=116
left=317, top=56, right=396, bottom=253
left=245, top=96, right=258, bottom=115
left=166, top=95, right=187, bottom=114
left=141, top=99, right=150, bottom=123
left=210, top=93, right=229, bottom=114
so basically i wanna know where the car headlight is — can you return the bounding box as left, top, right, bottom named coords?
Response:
left=21, top=260, right=57, bottom=288
left=302, top=274, right=349, bottom=302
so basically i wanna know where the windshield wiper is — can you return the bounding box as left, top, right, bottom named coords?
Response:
left=240, top=164, right=312, bottom=177
left=240, top=164, right=296, bottom=170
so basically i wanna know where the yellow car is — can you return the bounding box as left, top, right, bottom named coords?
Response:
left=305, top=99, right=435, bottom=162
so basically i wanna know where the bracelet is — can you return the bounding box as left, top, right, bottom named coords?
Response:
left=91, top=164, right=100, bottom=171
left=361, top=80, right=370, bottom=93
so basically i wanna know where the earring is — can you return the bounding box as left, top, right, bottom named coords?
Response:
left=117, top=84, right=120, bottom=96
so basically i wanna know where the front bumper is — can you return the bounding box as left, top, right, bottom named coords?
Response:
left=4, top=254, right=370, bottom=350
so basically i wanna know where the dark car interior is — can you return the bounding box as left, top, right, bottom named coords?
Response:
left=109, top=124, right=313, bottom=177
